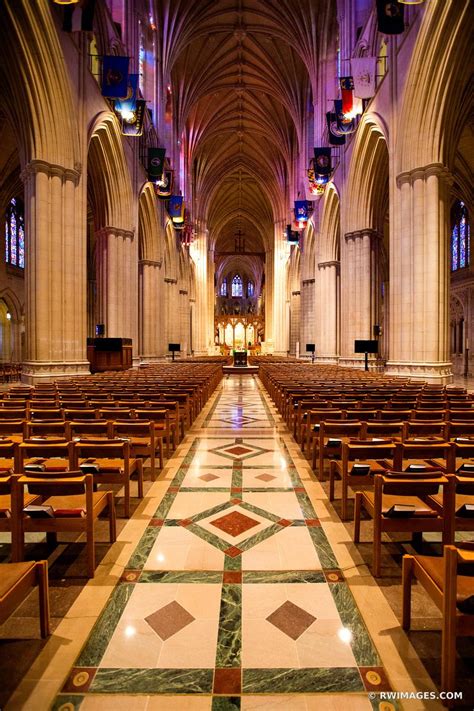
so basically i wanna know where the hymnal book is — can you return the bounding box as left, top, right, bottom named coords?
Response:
left=457, top=463, right=474, bottom=473
left=456, top=503, right=474, bottom=518
left=405, top=464, right=427, bottom=472
left=80, top=462, right=100, bottom=473
left=25, top=463, right=46, bottom=473
left=350, top=464, right=371, bottom=475
left=313, top=424, right=320, bottom=431
left=54, top=508, right=86, bottom=518
left=327, top=438, right=341, bottom=446
left=23, top=504, right=54, bottom=518
left=455, top=437, right=474, bottom=444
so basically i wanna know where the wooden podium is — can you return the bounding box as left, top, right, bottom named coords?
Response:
left=87, top=338, right=132, bottom=373
left=233, top=351, right=248, bottom=367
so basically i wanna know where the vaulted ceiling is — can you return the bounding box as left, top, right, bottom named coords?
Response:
left=155, top=0, right=336, bottom=275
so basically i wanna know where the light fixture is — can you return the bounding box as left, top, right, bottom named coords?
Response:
left=117, top=107, right=136, bottom=123
left=6, top=312, right=11, bottom=321
left=399, top=0, right=424, bottom=4
left=53, top=0, right=79, bottom=4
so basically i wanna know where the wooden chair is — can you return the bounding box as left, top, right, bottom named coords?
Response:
left=66, top=420, right=111, bottom=441
left=110, top=419, right=162, bottom=478
left=354, top=470, right=455, bottom=576
left=0, top=561, right=50, bottom=637
left=16, top=440, right=75, bottom=475
left=26, top=420, right=69, bottom=439
left=330, top=438, right=396, bottom=520
left=134, top=409, right=170, bottom=458
left=72, top=439, right=142, bottom=517
left=393, top=440, right=454, bottom=473
left=312, top=420, right=364, bottom=479
left=13, top=471, right=116, bottom=578
left=0, top=475, right=41, bottom=559
left=0, top=419, right=27, bottom=444
left=402, top=545, right=474, bottom=697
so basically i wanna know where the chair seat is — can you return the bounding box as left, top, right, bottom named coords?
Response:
left=362, top=491, right=439, bottom=516
left=413, top=555, right=474, bottom=607
left=78, top=458, right=126, bottom=473
left=43, top=491, right=109, bottom=512
left=0, top=562, right=36, bottom=600
left=0, top=492, right=39, bottom=513
left=0, top=458, right=14, bottom=473
left=430, top=492, right=474, bottom=512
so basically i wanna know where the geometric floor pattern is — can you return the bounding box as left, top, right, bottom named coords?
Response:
left=53, top=375, right=402, bottom=710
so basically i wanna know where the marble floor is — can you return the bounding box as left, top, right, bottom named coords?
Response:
left=2, top=375, right=472, bottom=710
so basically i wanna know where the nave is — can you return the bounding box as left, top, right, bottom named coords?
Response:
left=3, top=374, right=470, bottom=711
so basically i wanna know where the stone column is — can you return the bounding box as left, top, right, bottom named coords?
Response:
left=273, top=225, right=290, bottom=355
left=139, top=259, right=162, bottom=361
left=96, top=227, right=136, bottom=342
left=317, top=260, right=339, bottom=362
left=386, top=163, right=452, bottom=382
left=190, top=234, right=209, bottom=355
left=339, top=229, right=381, bottom=367
left=21, top=160, right=89, bottom=382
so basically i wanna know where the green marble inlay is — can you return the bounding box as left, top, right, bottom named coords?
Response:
left=212, top=697, right=241, bottom=711
left=153, top=492, right=178, bottom=519
left=164, top=519, right=181, bottom=526
left=180, top=487, right=231, bottom=493
left=243, top=487, right=294, bottom=492
left=239, top=499, right=281, bottom=523
left=243, top=571, right=325, bottom=584
left=330, top=582, right=380, bottom=667
left=295, top=491, right=317, bottom=519
left=215, top=583, right=241, bottom=668
left=237, top=522, right=283, bottom=552
left=139, top=570, right=222, bottom=584
left=90, top=668, right=213, bottom=694
left=307, top=526, right=338, bottom=569
left=243, top=667, right=363, bottom=693
left=186, top=522, right=229, bottom=552
left=231, top=465, right=243, bottom=489
left=127, top=525, right=161, bottom=569
left=51, top=695, right=84, bottom=710
left=224, top=553, right=242, bottom=571
left=77, top=583, right=134, bottom=667
left=191, top=500, right=234, bottom=523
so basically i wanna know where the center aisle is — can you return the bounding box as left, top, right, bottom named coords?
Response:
left=45, top=374, right=435, bottom=710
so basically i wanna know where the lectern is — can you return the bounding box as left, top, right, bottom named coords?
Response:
left=87, top=338, right=132, bottom=373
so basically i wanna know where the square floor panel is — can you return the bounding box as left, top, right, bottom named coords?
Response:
left=143, top=525, right=225, bottom=571
left=242, top=525, right=321, bottom=571
left=243, top=491, right=305, bottom=520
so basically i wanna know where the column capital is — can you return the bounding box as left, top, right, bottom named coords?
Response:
left=97, top=226, right=134, bottom=240
left=21, top=159, right=82, bottom=186
left=139, top=258, right=162, bottom=269
left=318, top=260, right=340, bottom=270
left=344, top=229, right=380, bottom=243
left=396, top=163, right=453, bottom=188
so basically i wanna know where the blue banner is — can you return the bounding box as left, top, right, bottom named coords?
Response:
left=294, top=200, right=308, bottom=222
left=168, top=195, right=184, bottom=221
left=101, top=56, right=129, bottom=98
left=115, top=73, right=139, bottom=115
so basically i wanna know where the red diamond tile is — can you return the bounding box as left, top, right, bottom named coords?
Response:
left=305, top=519, right=321, bottom=527
left=277, top=519, right=292, bottom=527
left=145, top=601, right=195, bottom=640
left=224, top=546, right=242, bottom=558
left=150, top=518, right=164, bottom=527
left=226, top=445, right=252, bottom=456
left=294, top=487, right=306, bottom=493
left=213, top=667, right=241, bottom=694
left=231, top=487, right=243, bottom=493
left=223, top=571, right=242, bottom=583
left=199, top=473, right=220, bottom=482
left=231, top=498, right=241, bottom=505
left=180, top=518, right=193, bottom=527
left=256, top=473, right=276, bottom=482
left=266, top=600, right=316, bottom=640
left=211, top=510, right=260, bottom=537
left=168, top=486, right=180, bottom=493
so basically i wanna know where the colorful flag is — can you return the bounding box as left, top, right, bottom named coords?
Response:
left=339, top=76, right=354, bottom=116
left=294, top=200, right=308, bottom=222
left=62, top=0, right=96, bottom=32
left=376, top=0, right=405, bottom=35
left=148, top=148, right=167, bottom=180
left=326, top=112, right=346, bottom=145
left=351, top=57, right=377, bottom=99
left=313, top=147, right=332, bottom=176
left=101, top=56, right=129, bottom=98
left=115, top=73, right=139, bottom=116
left=286, top=225, right=299, bottom=243
left=334, top=99, right=356, bottom=134
left=168, top=196, right=184, bottom=222
left=154, top=170, right=174, bottom=199
left=121, top=99, right=146, bottom=136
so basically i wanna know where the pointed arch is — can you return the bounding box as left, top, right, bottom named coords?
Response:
left=138, top=184, right=161, bottom=262
left=319, top=183, right=341, bottom=262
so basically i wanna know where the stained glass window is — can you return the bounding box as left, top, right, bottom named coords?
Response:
left=5, top=197, right=25, bottom=269
left=220, top=279, right=227, bottom=296
left=232, top=274, right=243, bottom=297
left=451, top=201, right=470, bottom=272
left=247, top=280, right=254, bottom=297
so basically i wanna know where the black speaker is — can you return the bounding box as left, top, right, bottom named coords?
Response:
left=306, top=343, right=315, bottom=353
left=354, top=339, right=378, bottom=354
left=95, top=324, right=105, bottom=337
left=373, top=325, right=382, bottom=337
left=168, top=343, right=181, bottom=352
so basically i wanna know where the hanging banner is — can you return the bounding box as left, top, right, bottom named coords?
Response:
left=154, top=170, right=174, bottom=199
left=294, top=200, right=308, bottom=222
left=376, top=0, right=405, bottom=34
left=313, top=147, right=332, bottom=176
left=351, top=56, right=377, bottom=99
left=339, top=76, right=354, bottom=116
left=334, top=99, right=356, bottom=134
left=285, top=225, right=299, bottom=244
left=326, top=112, right=346, bottom=145
left=115, top=73, right=139, bottom=116
left=168, top=195, right=184, bottom=222
left=121, top=99, right=146, bottom=136
left=148, top=148, right=167, bottom=180
left=62, top=0, right=96, bottom=32
left=101, top=55, right=129, bottom=98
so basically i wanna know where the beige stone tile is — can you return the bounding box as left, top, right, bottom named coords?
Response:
left=242, top=696, right=309, bottom=711
left=243, top=491, right=304, bottom=519
left=144, top=526, right=224, bottom=570
left=146, top=697, right=212, bottom=711
left=166, top=491, right=229, bottom=519
left=81, top=696, right=149, bottom=710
